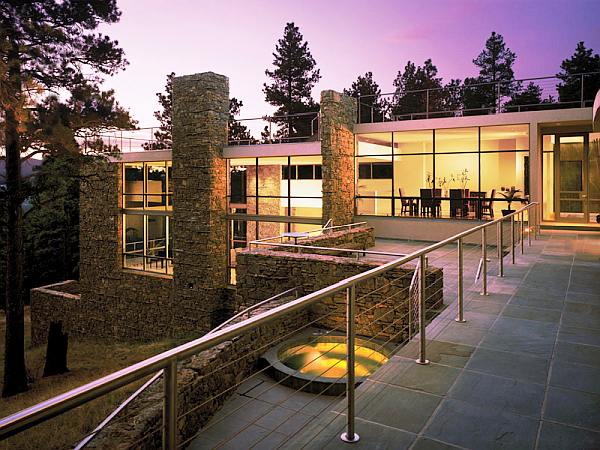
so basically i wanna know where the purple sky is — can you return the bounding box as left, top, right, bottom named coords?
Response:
left=97, top=0, right=600, bottom=135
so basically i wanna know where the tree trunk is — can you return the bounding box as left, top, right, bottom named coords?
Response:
left=3, top=44, right=28, bottom=398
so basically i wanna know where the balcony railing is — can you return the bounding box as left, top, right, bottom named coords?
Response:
left=356, top=72, right=600, bottom=124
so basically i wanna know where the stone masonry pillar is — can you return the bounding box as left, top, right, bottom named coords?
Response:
left=171, top=72, right=229, bottom=333
left=320, top=90, right=357, bottom=226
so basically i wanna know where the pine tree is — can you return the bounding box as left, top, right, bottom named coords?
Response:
left=464, top=32, right=518, bottom=113
left=344, top=72, right=385, bottom=123
left=556, top=42, right=600, bottom=105
left=263, top=22, right=321, bottom=140
left=391, top=59, right=443, bottom=119
left=1, top=0, right=130, bottom=397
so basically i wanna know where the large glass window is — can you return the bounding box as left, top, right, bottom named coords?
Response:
left=356, top=124, right=529, bottom=219
left=227, top=156, right=322, bottom=219
left=123, top=160, right=172, bottom=275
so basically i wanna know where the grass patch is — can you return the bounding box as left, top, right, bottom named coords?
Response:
left=0, top=308, right=202, bottom=449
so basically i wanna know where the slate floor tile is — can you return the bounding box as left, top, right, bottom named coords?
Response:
left=433, top=323, right=488, bottom=346
left=501, top=304, right=562, bottom=323
left=423, top=399, right=539, bottom=449
left=537, top=421, right=600, bottom=450
left=544, top=386, right=600, bottom=430
left=448, top=370, right=545, bottom=417
left=387, top=360, right=462, bottom=395
left=553, top=340, right=600, bottom=368
left=464, top=299, right=504, bottom=315
left=509, top=295, right=564, bottom=311
left=356, top=384, right=442, bottom=433
left=558, top=325, right=600, bottom=347
left=561, top=302, right=600, bottom=330
left=466, top=347, right=550, bottom=383
left=480, top=316, right=558, bottom=358
left=395, top=340, right=475, bottom=368
left=566, top=291, right=600, bottom=306
left=550, top=360, right=600, bottom=395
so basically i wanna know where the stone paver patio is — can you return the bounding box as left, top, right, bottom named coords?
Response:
left=191, top=230, right=600, bottom=449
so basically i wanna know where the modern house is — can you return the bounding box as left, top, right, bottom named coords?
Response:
left=31, top=71, right=600, bottom=343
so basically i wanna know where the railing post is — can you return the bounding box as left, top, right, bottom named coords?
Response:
left=497, top=82, right=501, bottom=113
left=456, top=237, right=466, bottom=323
left=481, top=227, right=488, bottom=296
left=416, top=255, right=429, bottom=365
left=357, top=94, right=361, bottom=124
left=163, top=360, right=177, bottom=450
left=269, top=118, right=272, bottom=144
left=537, top=204, right=541, bottom=237
left=341, top=284, right=360, bottom=443
left=426, top=90, right=430, bottom=119
left=581, top=73, right=585, bottom=108
left=511, top=215, right=516, bottom=264
left=528, top=208, right=532, bottom=246
left=521, top=212, right=525, bottom=254
left=498, top=220, right=504, bottom=277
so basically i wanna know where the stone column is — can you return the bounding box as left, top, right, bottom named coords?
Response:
left=172, top=72, right=229, bottom=333
left=320, top=90, right=357, bottom=226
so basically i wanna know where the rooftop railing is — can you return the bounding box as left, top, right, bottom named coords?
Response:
left=356, top=72, right=600, bottom=123
left=0, top=204, right=540, bottom=449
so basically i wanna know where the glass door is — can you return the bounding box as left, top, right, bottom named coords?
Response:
left=589, top=133, right=600, bottom=224
left=555, top=135, right=587, bottom=222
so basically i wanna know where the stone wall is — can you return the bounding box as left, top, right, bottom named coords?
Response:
left=321, top=90, right=357, bottom=227
left=77, top=162, right=177, bottom=342
left=91, top=296, right=311, bottom=449
left=236, top=250, right=443, bottom=343
left=268, top=226, right=375, bottom=255
left=172, top=72, right=230, bottom=333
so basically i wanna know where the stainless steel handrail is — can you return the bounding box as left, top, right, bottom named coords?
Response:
left=248, top=221, right=368, bottom=249
left=0, top=203, right=538, bottom=445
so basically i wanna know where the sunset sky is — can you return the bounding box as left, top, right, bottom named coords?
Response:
left=97, top=0, right=600, bottom=135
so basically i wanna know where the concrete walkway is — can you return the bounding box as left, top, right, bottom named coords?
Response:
left=191, top=231, right=600, bottom=449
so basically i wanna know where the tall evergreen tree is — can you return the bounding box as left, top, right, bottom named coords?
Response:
left=390, top=59, right=443, bottom=119
left=1, top=0, right=130, bottom=397
left=464, top=32, right=518, bottom=113
left=143, top=72, right=174, bottom=150
left=556, top=42, right=600, bottom=105
left=263, top=22, right=321, bottom=140
left=344, top=72, right=385, bottom=123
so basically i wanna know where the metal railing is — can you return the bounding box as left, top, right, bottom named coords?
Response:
left=227, top=111, right=320, bottom=146
left=0, top=203, right=540, bottom=448
left=248, top=221, right=368, bottom=249
left=356, top=72, right=599, bottom=123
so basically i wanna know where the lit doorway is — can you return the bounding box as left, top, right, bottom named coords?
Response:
left=554, top=133, right=600, bottom=223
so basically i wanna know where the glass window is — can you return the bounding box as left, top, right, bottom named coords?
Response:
left=480, top=124, right=529, bottom=152
left=230, top=167, right=247, bottom=204
left=435, top=127, right=478, bottom=153
left=297, top=165, right=314, bottom=179
left=124, top=163, right=144, bottom=209
left=228, top=158, right=256, bottom=214
left=393, top=130, right=433, bottom=154
left=122, top=160, right=172, bottom=274
left=357, top=133, right=393, bottom=156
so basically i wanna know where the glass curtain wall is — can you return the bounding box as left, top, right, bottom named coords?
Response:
left=123, top=161, right=172, bottom=274
left=356, top=124, right=529, bottom=219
